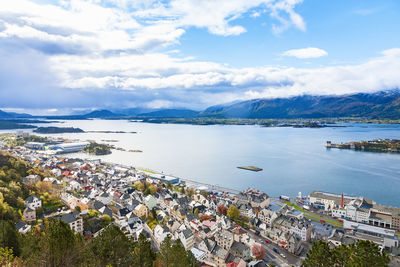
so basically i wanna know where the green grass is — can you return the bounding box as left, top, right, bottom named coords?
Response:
left=43, top=202, right=65, bottom=213
left=139, top=168, right=157, bottom=174
left=284, top=201, right=343, bottom=228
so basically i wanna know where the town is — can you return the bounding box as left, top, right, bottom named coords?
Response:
left=1, top=133, right=399, bottom=266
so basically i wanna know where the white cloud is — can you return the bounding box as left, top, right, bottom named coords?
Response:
left=1, top=0, right=400, bottom=111
left=282, top=47, right=328, bottom=59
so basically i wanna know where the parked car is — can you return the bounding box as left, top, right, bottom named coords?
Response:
left=273, top=248, right=279, bottom=253
left=265, top=239, right=270, bottom=244
left=280, top=253, right=286, bottom=258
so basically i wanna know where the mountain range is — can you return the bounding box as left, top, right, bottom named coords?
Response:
left=1, top=90, right=400, bottom=119
left=200, top=90, right=400, bottom=119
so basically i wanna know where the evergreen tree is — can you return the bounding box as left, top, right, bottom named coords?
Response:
left=0, top=220, right=20, bottom=256
left=301, top=240, right=332, bottom=267
left=301, top=240, right=390, bottom=267
left=131, top=233, right=156, bottom=267
left=85, top=224, right=134, bottom=267
left=20, top=219, right=82, bottom=266
left=158, top=235, right=173, bottom=267
left=158, top=236, right=193, bottom=267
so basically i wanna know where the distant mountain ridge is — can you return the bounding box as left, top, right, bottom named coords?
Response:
left=0, top=109, right=32, bottom=118
left=200, top=90, right=400, bottom=119
left=82, top=109, right=121, bottom=118
left=138, top=109, right=199, bottom=118
left=3, top=90, right=400, bottom=119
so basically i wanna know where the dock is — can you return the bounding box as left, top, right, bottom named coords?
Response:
left=237, top=166, right=263, bottom=172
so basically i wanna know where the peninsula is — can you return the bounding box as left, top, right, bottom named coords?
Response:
left=34, top=126, right=84, bottom=134
left=83, top=142, right=112, bottom=155
left=326, top=139, right=400, bottom=153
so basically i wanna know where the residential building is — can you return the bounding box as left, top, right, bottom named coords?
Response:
left=60, top=212, right=83, bottom=234
left=25, top=195, right=42, bottom=210
left=134, top=204, right=148, bottom=218
left=179, top=228, right=195, bottom=250
left=23, top=207, right=36, bottom=222
left=215, top=229, right=234, bottom=250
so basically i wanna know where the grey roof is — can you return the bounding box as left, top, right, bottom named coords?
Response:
left=203, top=238, right=216, bottom=251
left=93, top=201, right=104, bottom=210
left=25, top=195, right=40, bottom=203
left=100, top=192, right=109, bottom=198
left=212, top=245, right=228, bottom=259
left=15, top=222, right=27, bottom=230
left=61, top=213, right=78, bottom=224
left=25, top=207, right=35, bottom=213
left=230, top=241, right=248, bottom=254
left=182, top=228, right=194, bottom=239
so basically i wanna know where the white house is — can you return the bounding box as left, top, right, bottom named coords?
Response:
left=178, top=228, right=195, bottom=250
left=154, top=225, right=171, bottom=245
left=25, top=195, right=42, bottom=210
left=258, top=208, right=278, bottom=225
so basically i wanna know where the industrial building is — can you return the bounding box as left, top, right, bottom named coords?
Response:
left=148, top=173, right=180, bottom=184
left=51, top=142, right=89, bottom=154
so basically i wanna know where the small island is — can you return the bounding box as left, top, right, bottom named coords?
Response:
left=33, top=127, right=84, bottom=134
left=237, top=166, right=263, bottom=172
left=326, top=139, right=400, bottom=153
left=128, top=149, right=143, bottom=153
left=83, top=142, right=113, bottom=155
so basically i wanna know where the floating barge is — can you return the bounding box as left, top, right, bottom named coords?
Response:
left=237, top=166, right=263, bottom=172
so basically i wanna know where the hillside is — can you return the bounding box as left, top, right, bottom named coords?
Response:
left=83, top=109, right=121, bottom=118
left=200, top=90, right=400, bottom=119
left=138, top=109, right=200, bottom=118
left=0, top=109, right=32, bottom=118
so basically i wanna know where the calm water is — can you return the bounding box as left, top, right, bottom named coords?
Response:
left=27, top=120, right=400, bottom=207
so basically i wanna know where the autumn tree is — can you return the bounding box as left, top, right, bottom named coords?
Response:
left=199, top=214, right=213, bottom=222
left=251, top=244, right=266, bottom=260
left=227, top=206, right=240, bottom=220
left=217, top=204, right=227, bottom=215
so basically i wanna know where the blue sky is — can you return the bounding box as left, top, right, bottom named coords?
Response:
left=0, top=0, right=400, bottom=114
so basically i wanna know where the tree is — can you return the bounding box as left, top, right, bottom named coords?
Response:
left=131, top=234, right=156, bottom=267
left=348, top=240, right=390, bottom=266
left=0, top=247, right=20, bottom=266
left=85, top=224, right=134, bottom=266
left=301, top=240, right=333, bottom=267
left=217, top=204, right=227, bottom=215
left=0, top=220, right=21, bottom=256
left=101, top=214, right=111, bottom=224
left=20, top=219, right=82, bottom=267
left=251, top=244, right=266, bottom=260
left=158, top=236, right=192, bottom=267
left=301, top=240, right=390, bottom=267
left=199, top=190, right=208, bottom=199
left=166, top=182, right=172, bottom=189
left=158, top=235, right=173, bottom=267
left=199, top=214, right=213, bottom=222
left=227, top=206, right=240, bottom=220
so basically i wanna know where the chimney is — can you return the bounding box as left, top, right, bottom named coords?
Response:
left=341, top=193, right=344, bottom=208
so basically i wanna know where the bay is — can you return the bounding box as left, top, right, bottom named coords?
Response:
left=29, top=120, right=400, bottom=207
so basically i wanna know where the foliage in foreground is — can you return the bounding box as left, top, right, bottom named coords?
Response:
left=301, top=240, right=390, bottom=267
left=0, top=219, right=197, bottom=267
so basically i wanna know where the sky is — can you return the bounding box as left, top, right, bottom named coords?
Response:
left=0, top=0, right=400, bottom=115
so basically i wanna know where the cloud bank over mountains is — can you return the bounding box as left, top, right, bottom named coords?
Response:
left=0, top=0, right=399, bottom=112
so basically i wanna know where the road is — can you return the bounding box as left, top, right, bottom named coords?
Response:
left=245, top=230, right=301, bottom=267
